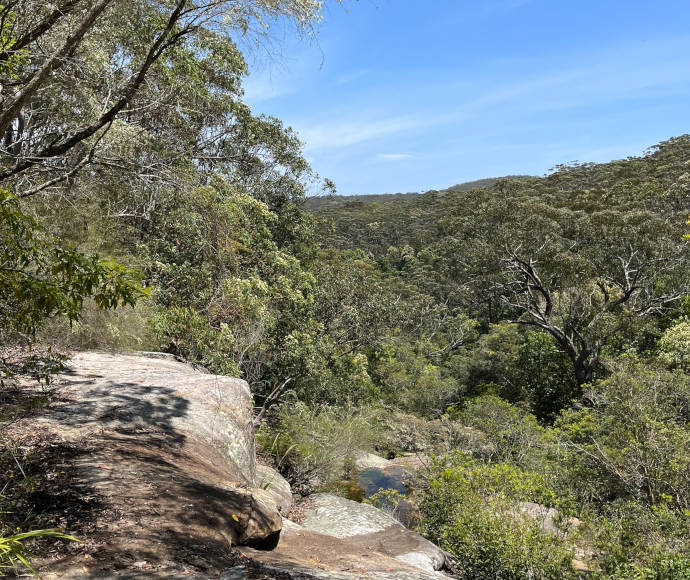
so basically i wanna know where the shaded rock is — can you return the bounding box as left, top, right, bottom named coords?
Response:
left=298, top=494, right=446, bottom=573
left=221, top=566, right=248, bottom=579
left=51, top=351, right=256, bottom=483
left=519, top=501, right=581, bottom=534
left=255, top=463, right=294, bottom=515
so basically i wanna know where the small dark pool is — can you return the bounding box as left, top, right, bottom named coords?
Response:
left=357, top=465, right=417, bottom=526
left=358, top=465, right=408, bottom=498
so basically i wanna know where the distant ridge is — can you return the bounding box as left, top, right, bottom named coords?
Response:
left=304, top=175, right=533, bottom=210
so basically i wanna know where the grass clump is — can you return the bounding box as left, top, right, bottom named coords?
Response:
left=257, top=401, right=380, bottom=494
left=0, top=528, right=79, bottom=576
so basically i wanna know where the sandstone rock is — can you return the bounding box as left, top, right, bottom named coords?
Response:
left=33, top=350, right=282, bottom=579
left=52, top=351, right=256, bottom=483
left=354, top=452, right=391, bottom=470
left=280, top=518, right=304, bottom=536
left=242, top=527, right=449, bottom=579
left=298, top=494, right=446, bottom=573
left=255, top=463, right=294, bottom=515
left=220, top=565, right=248, bottom=579
left=389, top=452, right=429, bottom=471
left=301, top=493, right=397, bottom=538
left=519, top=501, right=581, bottom=534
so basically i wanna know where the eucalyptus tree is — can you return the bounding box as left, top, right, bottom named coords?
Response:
left=0, top=0, right=332, bottom=361
left=0, top=0, right=327, bottom=199
left=498, top=204, right=689, bottom=387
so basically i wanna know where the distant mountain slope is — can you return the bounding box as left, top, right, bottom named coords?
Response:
left=308, top=136, right=690, bottom=256
left=446, top=175, right=533, bottom=192
left=303, top=175, right=533, bottom=211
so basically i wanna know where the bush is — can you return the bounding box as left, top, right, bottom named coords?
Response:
left=373, top=343, right=461, bottom=417
left=602, top=556, right=690, bottom=580
left=578, top=501, right=690, bottom=577
left=256, top=402, right=380, bottom=493
left=0, top=529, right=78, bottom=576
left=657, top=317, right=690, bottom=371
left=554, top=361, right=690, bottom=508
left=449, top=394, right=550, bottom=469
left=418, top=452, right=576, bottom=579
left=375, top=411, right=449, bottom=456
left=42, top=298, right=158, bottom=352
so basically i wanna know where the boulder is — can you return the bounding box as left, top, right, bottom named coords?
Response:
left=298, top=494, right=446, bottom=573
left=255, top=463, right=294, bottom=515
left=354, top=452, right=391, bottom=470
left=519, top=501, right=581, bottom=535
left=389, top=452, right=429, bottom=471
left=242, top=496, right=449, bottom=577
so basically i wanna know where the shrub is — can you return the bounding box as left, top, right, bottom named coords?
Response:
left=376, top=411, right=447, bottom=456
left=554, top=361, right=690, bottom=508
left=579, top=501, right=690, bottom=577
left=418, top=452, right=576, bottom=579
left=0, top=529, right=78, bottom=576
left=42, top=298, right=158, bottom=352
left=657, top=317, right=690, bottom=371
left=449, top=394, right=549, bottom=468
left=602, top=556, right=690, bottom=580
left=256, top=402, right=380, bottom=493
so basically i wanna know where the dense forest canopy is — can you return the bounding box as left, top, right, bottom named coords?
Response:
left=1, top=1, right=690, bottom=577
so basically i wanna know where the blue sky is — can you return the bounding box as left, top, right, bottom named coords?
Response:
left=242, top=0, right=690, bottom=196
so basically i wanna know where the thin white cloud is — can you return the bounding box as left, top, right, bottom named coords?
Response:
left=299, top=116, right=431, bottom=151
left=378, top=153, right=412, bottom=160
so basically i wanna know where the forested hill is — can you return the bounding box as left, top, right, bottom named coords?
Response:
left=303, top=175, right=531, bottom=210
left=310, top=137, right=690, bottom=257
left=4, top=0, right=690, bottom=576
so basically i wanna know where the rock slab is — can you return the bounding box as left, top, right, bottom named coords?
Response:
left=298, top=494, right=446, bottom=574
left=51, top=351, right=257, bottom=483
left=34, top=351, right=282, bottom=578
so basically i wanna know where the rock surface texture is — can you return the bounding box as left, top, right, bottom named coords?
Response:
left=254, top=463, right=294, bottom=516
left=242, top=494, right=449, bottom=579
left=31, top=351, right=282, bottom=578
left=18, top=352, right=448, bottom=579
left=300, top=494, right=446, bottom=573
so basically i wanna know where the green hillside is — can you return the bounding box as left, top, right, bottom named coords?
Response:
left=2, top=1, right=690, bottom=576
left=303, top=175, right=532, bottom=210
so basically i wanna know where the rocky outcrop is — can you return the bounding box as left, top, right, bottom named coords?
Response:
left=49, top=351, right=257, bottom=484
left=27, top=352, right=449, bottom=579
left=33, top=351, right=283, bottom=578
